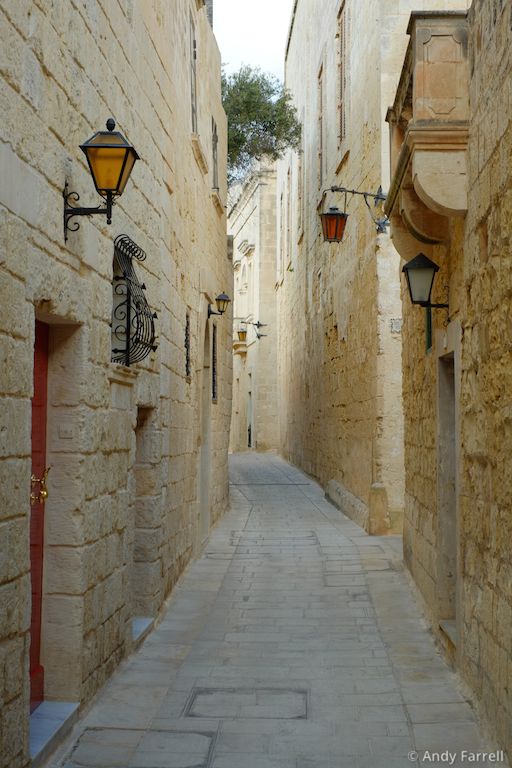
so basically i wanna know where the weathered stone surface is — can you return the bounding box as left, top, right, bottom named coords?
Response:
left=388, top=3, right=512, bottom=760
left=0, top=1, right=231, bottom=764
left=53, top=455, right=497, bottom=768
left=274, top=0, right=409, bottom=534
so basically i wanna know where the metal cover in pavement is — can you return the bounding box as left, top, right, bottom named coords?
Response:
left=184, top=688, right=308, bottom=720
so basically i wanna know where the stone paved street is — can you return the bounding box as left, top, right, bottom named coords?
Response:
left=52, top=453, right=501, bottom=768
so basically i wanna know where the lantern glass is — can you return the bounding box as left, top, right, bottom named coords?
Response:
left=80, top=121, right=139, bottom=197
left=237, top=328, right=247, bottom=342
left=402, top=253, right=439, bottom=305
left=215, top=293, right=231, bottom=314
left=320, top=207, right=349, bottom=243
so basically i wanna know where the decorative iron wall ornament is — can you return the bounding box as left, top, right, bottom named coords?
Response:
left=111, top=234, right=158, bottom=366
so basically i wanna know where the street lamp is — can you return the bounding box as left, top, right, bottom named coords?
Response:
left=64, top=118, right=139, bottom=241
left=320, top=207, right=349, bottom=243
left=208, top=292, right=231, bottom=318
left=319, top=185, right=389, bottom=243
left=402, top=253, right=448, bottom=309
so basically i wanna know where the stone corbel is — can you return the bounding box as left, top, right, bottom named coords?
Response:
left=191, top=134, right=209, bottom=175
left=386, top=126, right=468, bottom=257
left=400, top=184, right=449, bottom=244
left=389, top=211, right=435, bottom=263
left=232, top=340, right=247, bottom=357
left=407, top=126, right=469, bottom=218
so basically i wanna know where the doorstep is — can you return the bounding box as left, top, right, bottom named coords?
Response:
left=132, top=616, right=154, bottom=649
left=440, top=618, right=457, bottom=647
left=30, top=701, right=79, bottom=767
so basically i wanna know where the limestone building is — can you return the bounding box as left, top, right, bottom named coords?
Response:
left=276, top=2, right=473, bottom=534
left=276, top=0, right=457, bottom=536
left=387, top=3, right=511, bottom=756
left=229, top=165, right=279, bottom=453
left=0, top=1, right=231, bottom=765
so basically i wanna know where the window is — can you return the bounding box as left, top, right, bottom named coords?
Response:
left=278, top=192, right=285, bottom=281
left=190, top=13, right=198, bottom=133
left=338, top=2, right=348, bottom=145
left=212, top=117, right=219, bottom=190
left=286, top=167, right=292, bottom=269
left=317, top=66, right=324, bottom=187
left=211, top=324, right=217, bottom=401
left=297, top=122, right=304, bottom=237
left=185, top=312, right=191, bottom=378
left=248, top=262, right=253, bottom=316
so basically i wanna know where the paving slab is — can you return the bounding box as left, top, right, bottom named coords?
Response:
left=50, top=453, right=504, bottom=768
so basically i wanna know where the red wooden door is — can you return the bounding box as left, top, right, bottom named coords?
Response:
left=30, top=321, right=49, bottom=712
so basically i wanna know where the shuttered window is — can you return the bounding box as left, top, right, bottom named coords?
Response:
left=338, top=3, right=348, bottom=144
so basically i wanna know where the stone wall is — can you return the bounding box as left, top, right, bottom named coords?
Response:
left=275, top=0, right=424, bottom=534
left=0, top=1, right=231, bottom=765
left=388, top=1, right=511, bottom=758
left=229, top=165, right=279, bottom=453
left=461, top=0, right=511, bottom=754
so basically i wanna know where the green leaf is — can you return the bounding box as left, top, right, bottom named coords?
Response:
left=222, top=65, right=301, bottom=185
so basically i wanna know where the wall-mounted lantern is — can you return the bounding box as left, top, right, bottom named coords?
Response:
left=208, top=292, right=231, bottom=318
left=64, top=118, right=139, bottom=241
left=320, top=206, right=349, bottom=243
left=319, top=185, right=389, bottom=243
left=237, top=327, right=247, bottom=342
left=402, top=253, right=448, bottom=309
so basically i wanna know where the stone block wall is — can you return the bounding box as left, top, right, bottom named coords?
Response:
left=276, top=0, right=411, bottom=534
left=390, top=1, right=511, bottom=758
left=461, top=0, right=512, bottom=754
left=0, top=1, right=231, bottom=765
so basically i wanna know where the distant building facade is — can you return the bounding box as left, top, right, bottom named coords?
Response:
left=229, top=165, right=279, bottom=453
left=0, top=1, right=231, bottom=765
left=387, top=3, right=511, bottom=757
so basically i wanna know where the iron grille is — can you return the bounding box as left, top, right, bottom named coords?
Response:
left=111, top=234, right=157, bottom=366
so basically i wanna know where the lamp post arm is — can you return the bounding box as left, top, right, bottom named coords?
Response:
left=362, top=192, right=390, bottom=234
left=63, top=185, right=114, bottom=242
left=325, top=185, right=385, bottom=203
left=322, top=184, right=390, bottom=234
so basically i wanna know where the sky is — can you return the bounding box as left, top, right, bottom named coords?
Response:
left=213, top=0, right=295, bottom=81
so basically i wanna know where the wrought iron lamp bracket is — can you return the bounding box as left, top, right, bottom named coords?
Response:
left=63, top=182, right=113, bottom=242
left=238, top=320, right=268, bottom=329
left=324, top=184, right=390, bottom=234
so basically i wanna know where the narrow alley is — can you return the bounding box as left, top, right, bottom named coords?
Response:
left=52, top=454, right=495, bottom=768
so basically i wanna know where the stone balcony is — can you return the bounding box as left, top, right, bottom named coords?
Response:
left=385, top=12, right=469, bottom=257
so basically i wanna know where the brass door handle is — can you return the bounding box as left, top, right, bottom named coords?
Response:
left=30, top=466, right=51, bottom=505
